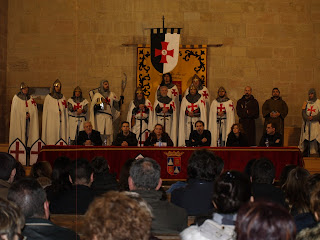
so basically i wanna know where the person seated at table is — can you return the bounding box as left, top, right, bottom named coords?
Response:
left=226, top=123, right=249, bottom=147
left=144, top=124, right=174, bottom=147
left=112, top=121, right=138, bottom=146
left=187, top=120, right=211, bottom=147
left=76, top=121, right=102, bottom=146
left=259, top=122, right=282, bottom=147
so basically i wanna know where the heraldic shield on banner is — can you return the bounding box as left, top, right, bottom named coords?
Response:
left=165, top=151, right=184, bottom=175
left=151, top=28, right=180, bottom=74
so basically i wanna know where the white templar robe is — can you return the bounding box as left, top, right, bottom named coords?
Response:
left=9, top=95, right=39, bottom=147
left=178, top=96, right=207, bottom=146
left=127, top=99, right=153, bottom=146
left=42, top=95, right=69, bottom=145
left=184, top=86, right=210, bottom=117
left=209, top=99, right=235, bottom=147
left=68, top=98, right=89, bottom=140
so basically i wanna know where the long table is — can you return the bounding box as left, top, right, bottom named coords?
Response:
left=38, top=146, right=303, bottom=180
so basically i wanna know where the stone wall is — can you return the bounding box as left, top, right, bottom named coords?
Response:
left=4, top=0, right=320, bottom=145
left=0, top=0, right=7, bottom=143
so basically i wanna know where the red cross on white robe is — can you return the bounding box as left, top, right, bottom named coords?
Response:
left=188, top=103, right=198, bottom=112
left=217, top=104, right=226, bottom=112
left=73, top=103, right=82, bottom=111
left=10, top=142, right=25, bottom=161
left=171, top=89, right=178, bottom=97
left=137, top=109, right=146, bottom=117
left=170, top=102, right=176, bottom=111
left=155, top=42, right=174, bottom=63
left=25, top=101, right=28, bottom=108
left=62, top=100, right=67, bottom=108
left=162, top=104, right=169, bottom=112
left=31, top=99, right=37, bottom=106
left=201, top=100, right=206, bottom=106
left=202, top=91, right=209, bottom=99
left=229, top=103, right=234, bottom=111
left=146, top=102, right=153, bottom=111
left=308, top=105, right=316, bottom=114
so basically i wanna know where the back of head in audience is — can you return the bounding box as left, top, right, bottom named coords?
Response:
left=13, top=161, right=25, bottom=182
left=0, top=152, right=16, bottom=183
left=84, top=191, right=152, bottom=240
left=243, top=158, right=256, bottom=178
left=30, top=161, right=52, bottom=179
left=187, top=149, right=224, bottom=181
left=129, top=157, right=161, bottom=191
left=307, top=173, right=320, bottom=196
left=251, top=157, right=275, bottom=184
left=212, top=170, right=251, bottom=214
left=119, top=158, right=135, bottom=191
left=236, top=201, right=296, bottom=240
left=69, top=158, right=93, bottom=186
left=311, top=184, right=320, bottom=221
left=283, top=167, right=310, bottom=214
left=0, top=198, right=25, bottom=240
left=91, top=156, right=109, bottom=174
left=7, top=178, right=48, bottom=219
left=278, top=164, right=297, bottom=188
left=51, top=156, right=71, bottom=185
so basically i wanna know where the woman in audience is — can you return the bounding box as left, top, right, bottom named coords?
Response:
left=282, top=167, right=316, bottom=232
left=236, top=201, right=296, bottom=240
left=45, top=156, right=72, bottom=202
left=277, top=164, right=296, bottom=188
left=297, top=183, right=320, bottom=239
left=180, top=170, right=251, bottom=240
left=144, top=124, right=174, bottom=147
left=30, top=161, right=53, bottom=188
left=84, top=191, right=153, bottom=240
left=91, top=156, right=118, bottom=196
left=226, top=124, right=249, bottom=147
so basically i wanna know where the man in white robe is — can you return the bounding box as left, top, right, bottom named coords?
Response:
left=42, top=79, right=69, bottom=145
left=299, top=88, right=320, bottom=156
left=127, top=87, right=153, bottom=146
left=68, top=86, right=89, bottom=142
left=153, top=86, right=178, bottom=146
left=9, top=82, right=39, bottom=147
left=209, top=87, right=235, bottom=147
left=90, top=80, right=121, bottom=146
left=178, top=84, right=207, bottom=146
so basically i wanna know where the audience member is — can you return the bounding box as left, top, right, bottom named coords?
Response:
left=13, top=161, right=25, bottom=182
left=297, top=184, right=320, bottom=239
left=50, top=158, right=95, bottom=214
left=236, top=201, right=296, bottom=240
left=283, top=167, right=316, bottom=232
left=251, top=157, right=286, bottom=207
left=0, top=152, right=17, bottom=199
left=8, top=178, right=79, bottom=240
left=243, top=158, right=256, bottom=178
left=307, top=173, right=320, bottom=196
left=226, top=123, right=249, bottom=147
left=144, top=124, right=174, bottom=147
left=171, top=149, right=224, bottom=216
left=0, top=198, right=24, bottom=240
left=129, top=157, right=187, bottom=233
left=277, top=164, right=297, bottom=187
left=180, top=170, right=251, bottom=240
left=30, top=161, right=53, bottom=188
left=84, top=191, right=153, bottom=240
left=91, top=156, right=118, bottom=196
left=112, top=121, right=138, bottom=146
left=45, top=156, right=72, bottom=202
left=76, top=121, right=102, bottom=146
left=119, top=158, right=135, bottom=191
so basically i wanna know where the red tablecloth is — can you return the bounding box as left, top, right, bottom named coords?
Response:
left=38, top=146, right=303, bottom=180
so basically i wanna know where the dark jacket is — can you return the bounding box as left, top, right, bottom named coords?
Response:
left=112, top=131, right=138, bottom=146
left=91, top=172, right=119, bottom=196
left=187, top=130, right=211, bottom=147
left=23, top=218, right=80, bottom=240
left=76, top=130, right=102, bottom=146
left=144, top=132, right=174, bottom=147
left=171, top=179, right=214, bottom=216
left=226, top=132, right=249, bottom=147
left=50, top=185, right=95, bottom=214
left=251, top=182, right=286, bottom=207
left=259, top=132, right=283, bottom=147
left=133, top=189, right=187, bottom=234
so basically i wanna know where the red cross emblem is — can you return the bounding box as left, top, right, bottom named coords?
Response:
left=170, top=102, right=176, bottom=111
left=171, top=88, right=178, bottom=97
left=10, top=142, right=25, bottom=161
left=25, top=100, right=28, bottom=108
left=308, top=105, right=316, bottom=114
left=188, top=103, right=198, bottom=112
left=217, top=104, right=226, bottom=112
left=59, top=141, right=65, bottom=146
left=201, top=100, right=206, bottom=106
left=202, top=91, right=209, bottom=99
left=229, top=103, right=234, bottom=111
left=137, top=109, right=146, bottom=117
left=62, top=100, right=67, bottom=108
left=163, top=103, right=169, bottom=111
left=31, top=142, right=42, bottom=156
left=146, top=102, right=153, bottom=111
left=155, top=42, right=174, bottom=63
left=31, top=99, right=37, bottom=106
left=73, top=103, right=82, bottom=111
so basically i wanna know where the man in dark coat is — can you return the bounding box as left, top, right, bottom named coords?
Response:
left=76, top=121, right=102, bottom=146
left=8, top=178, right=80, bottom=240
left=236, top=86, right=259, bottom=146
left=112, top=121, right=138, bottom=146
left=259, top=123, right=283, bottom=147
left=187, top=120, right=211, bottom=147
left=262, top=88, right=288, bottom=142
